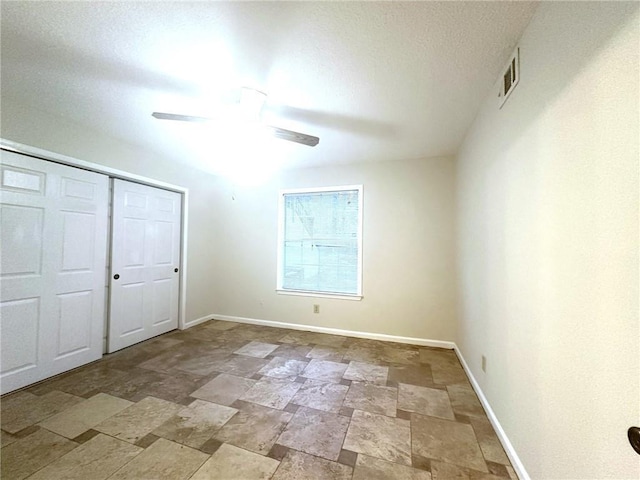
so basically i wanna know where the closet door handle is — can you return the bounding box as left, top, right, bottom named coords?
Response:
left=113, top=274, right=120, bottom=280
left=629, top=427, right=640, bottom=455
left=174, top=268, right=179, bottom=273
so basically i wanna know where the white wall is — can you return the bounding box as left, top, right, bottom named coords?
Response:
left=455, top=2, right=639, bottom=479
left=1, top=101, right=219, bottom=324
left=210, top=156, right=457, bottom=341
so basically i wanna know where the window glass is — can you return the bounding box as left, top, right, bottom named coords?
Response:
left=278, top=186, right=362, bottom=297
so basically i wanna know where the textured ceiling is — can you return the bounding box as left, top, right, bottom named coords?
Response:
left=1, top=1, right=537, bottom=175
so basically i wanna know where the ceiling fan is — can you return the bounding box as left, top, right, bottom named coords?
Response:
left=152, top=88, right=319, bottom=147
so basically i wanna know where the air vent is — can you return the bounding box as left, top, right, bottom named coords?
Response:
left=498, top=47, right=520, bottom=108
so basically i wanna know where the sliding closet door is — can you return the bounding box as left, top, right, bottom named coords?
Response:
left=0, top=150, right=108, bottom=394
left=108, top=179, right=181, bottom=353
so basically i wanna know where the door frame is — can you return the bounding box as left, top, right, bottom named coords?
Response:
left=1, top=138, right=190, bottom=331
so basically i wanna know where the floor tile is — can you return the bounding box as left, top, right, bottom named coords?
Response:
left=277, top=407, right=350, bottom=461
left=240, top=376, right=303, bottom=409
left=94, top=396, right=182, bottom=444
left=105, top=367, right=207, bottom=403
left=301, top=359, right=348, bottom=383
left=234, top=341, right=279, bottom=358
left=152, top=399, right=238, bottom=448
left=102, top=338, right=186, bottom=371
left=259, top=357, right=309, bottom=378
left=412, top=454, right=431, bottom=472
left=272, top=449, right=353, bottom=479
left=432, top=362, right=471, bottom=386
left=0, top=325, right=512, bottom=480
left=28, top=363, right=129, bottom=397
left=343, top=409, right=412, bottom=465
left=380, top=345, right=420, bottom=365
left=206, top=320, right=240, bottom=330
left=388, top=365, right=434, bottom=387
left=1, top=429, right=19, bottom=447
left=290, top=379, right=349, bottom=413
left=218, top=327, right=283, bottom=344
left=214, top=402, right=293, bottom=455
left=0, top=428, right=77, bottom=480
left=134, top=346, right=195, bottom=374
left=137, top=341, right=230, bottom=375
left=71, top=428, right=100, bottom=443
left=337, top=448, right=358, bottom=467
left=306, top=345, right=345, bottom=361
left=191, top=443, right=279, bottom=480
left=343, top=344, right=385, bottom=364
left=343, top=381, right=398, bottom=416
left=38, top=393, right=133, bottom=439
left=305, top=332, right=349, bottom=348
left=470, top=416, right=510, bottom=465
left=190, top=373, right=256, bottom=405
left=172, top=348, right=236, bottom=376
left=486, top=460, right=510, bottom=477
left=267, top=443, right=290, bottom=461
left=343, top=361, right=389, bottom=385
left=352, top=454, right=431, bottom=480
left=411, top=414, right=488, bottom=472
left=447, top=385, right=486, bottom=417
left=279, top=331, right=315, bottom=345
left=398, top=383, right=455, bottom=420
left=237, top=325, right=287, bottom=343
left=339, top=406, right=355, bottom=417
left=141, top=336, right=186, bottom=350
left=397, top=408, right=412, bottom=420
left=1, top=390, right=84, bottom=433
left=207, top=354, right=270, bottom=377
left=135, top=433, right=160, bottom=448
left=270, top=344, right=313, bottom=359
left=182, top=331, right=243, bottom=345
left=200, top=437, right=223, bottom=454
left=10, top=425, right=39, bottom=438
left=26, top=433, right=141, bottom=480
left=109, top=438, right=207, bottom=480
left=430, top=460, right=506, bottom=480
left=419, top=348, right=459, bottom=367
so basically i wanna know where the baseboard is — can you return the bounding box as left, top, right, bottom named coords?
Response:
left=454, top=346, right=530, bottom=480
left=183, top=314, right=214, bottom=329
left=210, top=314, right=456, bottom=349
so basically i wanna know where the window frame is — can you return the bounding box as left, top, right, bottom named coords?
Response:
left=276, top=185, right=363, bottom=300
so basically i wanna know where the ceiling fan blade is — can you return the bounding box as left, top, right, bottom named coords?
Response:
left=268, top=126, right=319, bottom=147
left=153, top=111, right=319, bottom=147
left=152, top=112, right=212, bottom=123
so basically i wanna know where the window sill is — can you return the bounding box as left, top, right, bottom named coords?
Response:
left=276, top=289, right=363, bottom=301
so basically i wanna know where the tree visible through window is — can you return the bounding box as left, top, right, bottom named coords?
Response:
left=278, top=186, right=362, bottom=297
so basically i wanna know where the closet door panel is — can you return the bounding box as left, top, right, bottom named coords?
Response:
left=108, top=179, right=181, bottom=353
left=0, top=150, right=108, bottom=394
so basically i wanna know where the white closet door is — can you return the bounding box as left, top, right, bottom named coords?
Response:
left=0, top=150, right=108, bottom=394
left=108, top=179, right=181, bottom=353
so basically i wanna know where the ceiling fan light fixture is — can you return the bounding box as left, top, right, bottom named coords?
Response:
left=239, top=87, right=267, bottom=121
left=151, top=87, right=319, bottom=147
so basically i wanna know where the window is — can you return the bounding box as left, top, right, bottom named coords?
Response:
left=277, top=185, right=363, bottom=298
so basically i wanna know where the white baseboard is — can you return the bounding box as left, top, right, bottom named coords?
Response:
left=454, top=346, right=530, bottom=480
left=210, top=314, right=456, bottom=349
left=183, top=314, right=214, bottom=330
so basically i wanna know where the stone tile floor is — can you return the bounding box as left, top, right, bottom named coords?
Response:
left=1, top=320, right=518, bottom=479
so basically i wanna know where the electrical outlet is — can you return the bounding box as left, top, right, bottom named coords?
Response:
left=313, top=304, right=320, bottom=314
left=481, top=355, right=487, bottom=372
